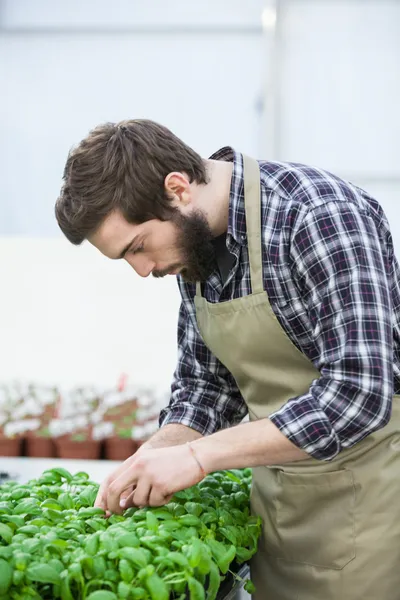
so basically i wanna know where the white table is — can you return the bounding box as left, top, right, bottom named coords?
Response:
left=0, top=456, right=121, bottom=484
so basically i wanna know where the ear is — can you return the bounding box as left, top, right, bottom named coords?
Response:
left=164, top=172, right=192, bottom=207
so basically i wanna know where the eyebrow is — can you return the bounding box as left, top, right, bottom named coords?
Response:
left=117, top=237, right=137, bottom=259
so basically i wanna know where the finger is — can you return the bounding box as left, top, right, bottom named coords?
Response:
left=119, top=486, right=136, bottom=510
left=94, top=454, right=137, bottom=510
left=107, top=482, right=135, bottom=515
left=131, top=479, right=151, bottom=508
left=106, top=454, right=146, bottom=513
left=149, top=487, right=174, bottom=507
left=94, top=480, right=108, bottom=510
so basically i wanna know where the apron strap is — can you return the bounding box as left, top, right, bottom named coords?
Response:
left=195, top=154, right=263, bottom=298
left=243, top=155, right=264, bottom=295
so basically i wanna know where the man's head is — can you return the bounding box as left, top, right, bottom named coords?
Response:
left=55, top=119, right=221, bottom=282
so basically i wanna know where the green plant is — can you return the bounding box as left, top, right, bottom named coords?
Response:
left=36, top=426, right=51, bottom=439
left=70, top=432, right=89, bottom=442
left=0, top=468, right=261, bottom=599
left=114, top=427, right=132, bottom=440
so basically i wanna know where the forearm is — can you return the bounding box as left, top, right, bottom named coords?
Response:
left=141, top=423, right=203, bottom=451
left=191, top=418, right=309, bottom=473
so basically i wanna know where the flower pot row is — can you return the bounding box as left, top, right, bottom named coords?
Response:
left=0, top=435, right=144, bottom=461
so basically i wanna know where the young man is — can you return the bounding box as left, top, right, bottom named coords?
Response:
left=56, top=119, right=400, bottom=599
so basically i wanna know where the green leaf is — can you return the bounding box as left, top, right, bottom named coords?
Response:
left=224, top=471, right=242, bottom=484
left=18, top=525, right=40, bottom=535
left=184, top=502, right=203, bottom=517
left=151, top=508, right=174, bottom=521
left=145, top=571, right=169, bottom=600
left=206, top=560, right=220, bottom=600
left=44, top=468, right=73, bottom=483
left=235, top=546, right=253, bottom=563
left=117, top=581, right=132, bottom=599
left=0, top=522, right=13, bottom=544
left=40, top=499, right=63, bottom=510
left=217, top=545, right=236, bottom=575
left=0, top=558, right=13, bottom=594
left=10, top=488, right=31, bottom=501
left=178, top=514, right=201, bottom=527
left=85, top=518, right=107, bottom=532
left=58, top=493, right=74, bottom=510
left=0, top=547, right=12, bottom=560
left=77, top=486, right=98, bottom=507
left=78, top=507, right=105, bottom=518
left=60, top=573, right=75, bottom=600
left=13, top=500, right=40, bottom=516
left=244, top=579, right=256, bottom=594
left=86, top=592, right=118, bottom=600
left=118, top=547, right=148, bottom=569
left=119, top=558, right=134, bottom=583
left=1, top=514, right=24, bottom=528
left=116, top=532, right=140, bottom=548
left=188, top=576, right=205, bottom=600
left=219, top=526, right=238, bottom=545
left=146, top=511, right=158, bottom=532
left=26, top=563, right=61, bottom=584
left=85, top=533, right=100, bottom=556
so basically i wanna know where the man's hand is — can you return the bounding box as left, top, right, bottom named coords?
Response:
left=94, top=443, right=205, bottom=514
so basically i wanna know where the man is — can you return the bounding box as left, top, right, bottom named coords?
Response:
left=55, top=119, right=400, bottom=599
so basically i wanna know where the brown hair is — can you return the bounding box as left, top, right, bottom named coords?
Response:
left=55, top=119, right=208, bottom=244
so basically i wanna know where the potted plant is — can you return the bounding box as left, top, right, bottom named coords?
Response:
left=54, top=420, right=102, bottom=460
left=104, top=419, right=138, bottom=461
left=0, top=385, right=24, bottom=456
left=49, top=387, right=103, bottom=460
left=25, top=385, right=58, bottom=458
left=26, top=424, right=56, bottom=458
left=0, top=427, right=23, bottom=457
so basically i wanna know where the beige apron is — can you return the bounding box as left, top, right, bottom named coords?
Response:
left=195, top=156, right=400, bottom=599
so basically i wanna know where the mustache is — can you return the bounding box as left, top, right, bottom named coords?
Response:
left=152, top=264, right=181, bottom=278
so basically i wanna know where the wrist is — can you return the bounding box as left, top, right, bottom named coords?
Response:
left=186, top=441, right=207, bottom=478
left=190, top=436, right=227, bottom=474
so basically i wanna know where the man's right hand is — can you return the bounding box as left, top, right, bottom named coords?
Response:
left=95, top=423, right=203, bottom=512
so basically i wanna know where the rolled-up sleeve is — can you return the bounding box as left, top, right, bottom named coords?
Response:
left=269, top=201, right=394, bottom=461
left=159, top=284, right=248, bottom=435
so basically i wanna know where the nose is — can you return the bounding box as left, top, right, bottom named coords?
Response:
left=125, top=255, right=155, bottom=278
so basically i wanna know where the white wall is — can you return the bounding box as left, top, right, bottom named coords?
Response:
left=0, top=0, right=265, bottom=390
left=0, top=0, right=266, bottom=236
left=0, top=237, right=181, bottom=391
left=269, top=0, right=400, bottom=250
left=0, top=0, right=399, bottom=392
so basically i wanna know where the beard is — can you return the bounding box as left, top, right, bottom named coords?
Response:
left=152, top=210, right=218, bottom=283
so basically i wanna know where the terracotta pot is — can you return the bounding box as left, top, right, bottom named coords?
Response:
left=104, top=437, right=137, bottom=461
left=55, top=438, right=101, bottom=460
left=0, top=436, right=23, bottom=457
left=26, top=436, right=56, bottom=458
left=103, top=401, right=137, bottom=422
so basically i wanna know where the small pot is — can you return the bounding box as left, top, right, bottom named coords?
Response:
left=104, top=437, right=137, bottom=461
left=0, top=436, right=23, bottom=457
left=26, top=436, right=56, bottom=458
left=55, top=438, right=101, bottom=460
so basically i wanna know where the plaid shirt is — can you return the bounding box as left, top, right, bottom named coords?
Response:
left=159, top=148, right=400, bottom=461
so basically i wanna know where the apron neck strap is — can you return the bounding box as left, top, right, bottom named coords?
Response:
left=195, top=153, right=263, bottom=298
left=243, top=154, right=264, bottom=294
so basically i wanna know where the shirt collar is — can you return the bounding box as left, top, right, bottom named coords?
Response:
left=208, top=146, right=247, bottom=247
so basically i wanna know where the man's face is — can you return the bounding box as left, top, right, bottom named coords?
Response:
left=89, top=208, right=217, bottom=283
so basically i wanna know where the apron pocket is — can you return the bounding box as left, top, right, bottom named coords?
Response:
left=273, top=469, right=356, bottom=569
